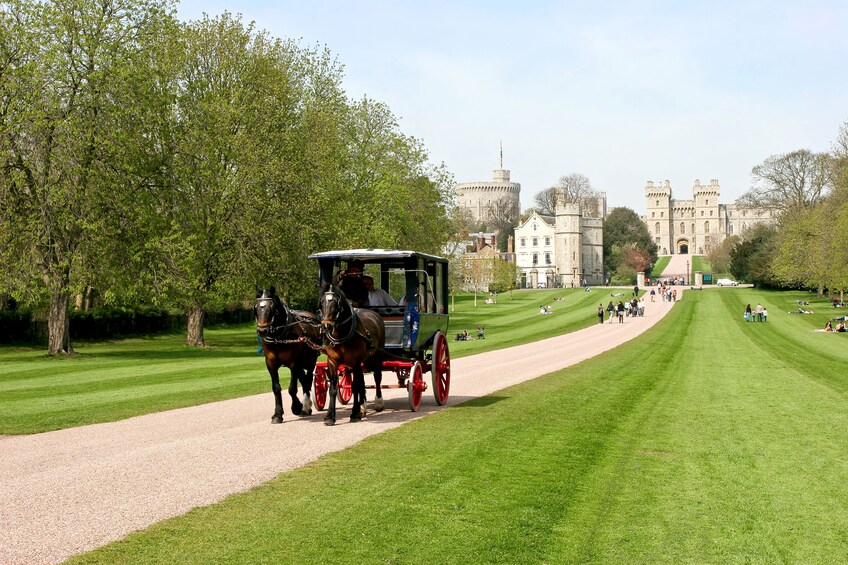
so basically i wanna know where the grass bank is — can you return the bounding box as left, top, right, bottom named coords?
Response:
left=0, top=288, right=608, bottom=434
left=69, top=288, right=848, bottom=563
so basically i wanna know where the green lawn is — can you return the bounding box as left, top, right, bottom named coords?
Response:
left=651, top=255, right=670, bottom=276
left=68, top=288, right=848, bottom=563
left=0, top=289, right=605, bottom=434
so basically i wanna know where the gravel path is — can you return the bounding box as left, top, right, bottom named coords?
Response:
left=0, top=296, right=676, bottom=564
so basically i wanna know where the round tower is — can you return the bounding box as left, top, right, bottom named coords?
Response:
left=455, top=168, right=521, bottom=225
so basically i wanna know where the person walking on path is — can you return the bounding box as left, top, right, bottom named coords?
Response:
left=606, top=301, right=615, bottom=323
left=756, top=303, right=764, bottom=322
left=745, top=304, right=752, bottom=322
left=617, top=301, right=625, bottom=323
left=597, top=304, right=605, bottom=324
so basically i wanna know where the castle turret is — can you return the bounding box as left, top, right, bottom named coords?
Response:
left=555, top=198, right=582, bottom=286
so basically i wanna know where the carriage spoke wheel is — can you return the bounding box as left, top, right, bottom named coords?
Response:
left=337, top=365, right=353, bottom=405
left=431, top=331, right=451, bottom=406
left=407, top=361, right=425, bottom=412
left=313, top=366, right=327, bottom=411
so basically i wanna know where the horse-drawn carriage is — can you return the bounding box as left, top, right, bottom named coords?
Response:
left=310, top=249, right=451, bottom=416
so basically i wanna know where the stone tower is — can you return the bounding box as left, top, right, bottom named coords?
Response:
left=555, top=200, right=582, bottom=286
left=455, top=168, right=521, bottom=225
left=645, top=180, right=672, bottom=255
left=693, top=179, right=721, bottom=254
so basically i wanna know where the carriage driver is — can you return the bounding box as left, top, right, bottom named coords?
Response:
left=333, top=260, right=369, bottom=307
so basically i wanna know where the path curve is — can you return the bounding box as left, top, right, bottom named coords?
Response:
left=0, top=294, right=677, bottom=564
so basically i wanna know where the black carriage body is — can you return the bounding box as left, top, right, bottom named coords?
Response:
left=309, top=249, right=449, bottom=356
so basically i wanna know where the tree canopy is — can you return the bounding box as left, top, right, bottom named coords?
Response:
left=0, top=1, right=453, bottom=353
left=602, top=207, right=658, bottom=283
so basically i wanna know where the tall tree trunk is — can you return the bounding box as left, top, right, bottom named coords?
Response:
left=48, top=290, right=73, bottom=356
left=187, top=306, right=206, bottom=347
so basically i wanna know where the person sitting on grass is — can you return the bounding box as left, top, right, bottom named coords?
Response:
left=837, top=322, right=847, bottom=333
left=791, top=308, right=814, bottom=314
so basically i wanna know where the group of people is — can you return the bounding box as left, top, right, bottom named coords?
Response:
left=653, top=285, right=678, bottom=303
left=819, top=320, right=847, bottom=332
left=744, top=303, right=768, bottom=322
left=599, top=297, right=645, bottom=324
left=334, top=261, right=397, bottom=308
left=540, top=305, right=553, bottom=315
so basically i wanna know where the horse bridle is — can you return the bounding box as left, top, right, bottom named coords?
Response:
left=320, top=288, right=358, bottom=346
left=255, top=294, right=293, bottom=337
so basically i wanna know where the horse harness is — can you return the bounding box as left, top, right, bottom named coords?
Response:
left=256, top=296, right=323, bottom=350
left=321, top=290, right=377, bottom=352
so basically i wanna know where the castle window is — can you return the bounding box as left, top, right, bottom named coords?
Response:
left=655, top=222, right=661, bottom=235
left=532, top=237, right=538, bottom=247
left=656, top=200, right=659, bottom=206
left=533, top=223, right=537, bottom=231
left=545, top=252, right=551, bottom=265
left=729, top=224, right=734, bottom=235
left=706, top=199, right=709, bottom=205
left=700, top=211, right=704, bottom=217
left=680, top=222, right=685, bottom=234
left=544, top=236, right=550, bottom=246
left=710, top=210, right=713, bottom=216
left=660, top=212, right=664, bottom=217
left=519, top=238, right=526, bottom=247
left=705, top=221, right=710, bottom=233
left=691, top=223, right=695, bottom=234
left=652, top=212, right=655, bottom=217
left=532, top=253, right=538, bottom=265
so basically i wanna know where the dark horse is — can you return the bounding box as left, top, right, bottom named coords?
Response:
left=255, top=287, right=322, bottom=423
left=318, top=284, right=385, bottom=425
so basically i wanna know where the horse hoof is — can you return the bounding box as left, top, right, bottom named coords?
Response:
left=291, top=401, right=303, bottom=416
left=372, top=398, right=385, bottom=412
left=324, top=417, right=335, bottom=426
left=350, top=413, right=362, bottom=423
left=271, top=416, right=283, bottom=424
left=301, top=407, right=312, bottom=416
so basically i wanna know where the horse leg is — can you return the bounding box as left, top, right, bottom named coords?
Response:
left=300, top=362, right=314, bottom=416
left=267, top=360, right=284, bottom=424
left=324, top=363, right=337, bottom=426
left=372, top=363, right=384, bottom=412
left=288, top=366, right=303, bottom=416
left=350, top=364, right=365, bottom=422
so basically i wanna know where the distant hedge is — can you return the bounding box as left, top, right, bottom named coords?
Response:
left=0, top=306, right=254, bottom=345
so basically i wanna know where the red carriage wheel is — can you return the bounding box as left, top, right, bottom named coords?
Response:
left=313, top=365, right=327, bottom=411
left=337, top=365, right=353, bottom=405
left=407, top=361, right=425, bottom=412
left=431, top=331, right=451, bottom=406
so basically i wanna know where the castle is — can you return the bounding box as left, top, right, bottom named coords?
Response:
left=645, top=179, right=776, bottom=255
left=456, top=162, right=606, bottom=288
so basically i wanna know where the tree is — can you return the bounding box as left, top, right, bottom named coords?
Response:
left=0, top=0, right=176, bottom=355
left=602, top=207, right=658, bottom=278
left=533, top=187, right=557, bottom=216
left=487, top=196, right=518, bottom=251
left=739, top=150, right=834, bottom=214
left=533, top=172, right=600, bottom=217
left=707, top=235, right=739, bottom=274
left=729, top=223, right=779, bottom=287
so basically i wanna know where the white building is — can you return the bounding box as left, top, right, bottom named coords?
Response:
left=514, top=194, right=606, bottom=288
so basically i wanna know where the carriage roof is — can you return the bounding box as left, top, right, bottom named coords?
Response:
left=308, top=249, right=447, bottom=264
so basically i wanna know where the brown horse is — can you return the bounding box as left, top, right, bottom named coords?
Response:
left=318, top=284, right=385, bottom=425
left=255, top=287, right=322, bottom=424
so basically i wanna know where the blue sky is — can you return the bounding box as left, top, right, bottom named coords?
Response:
left=175, top=1, right=848, bottom=213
